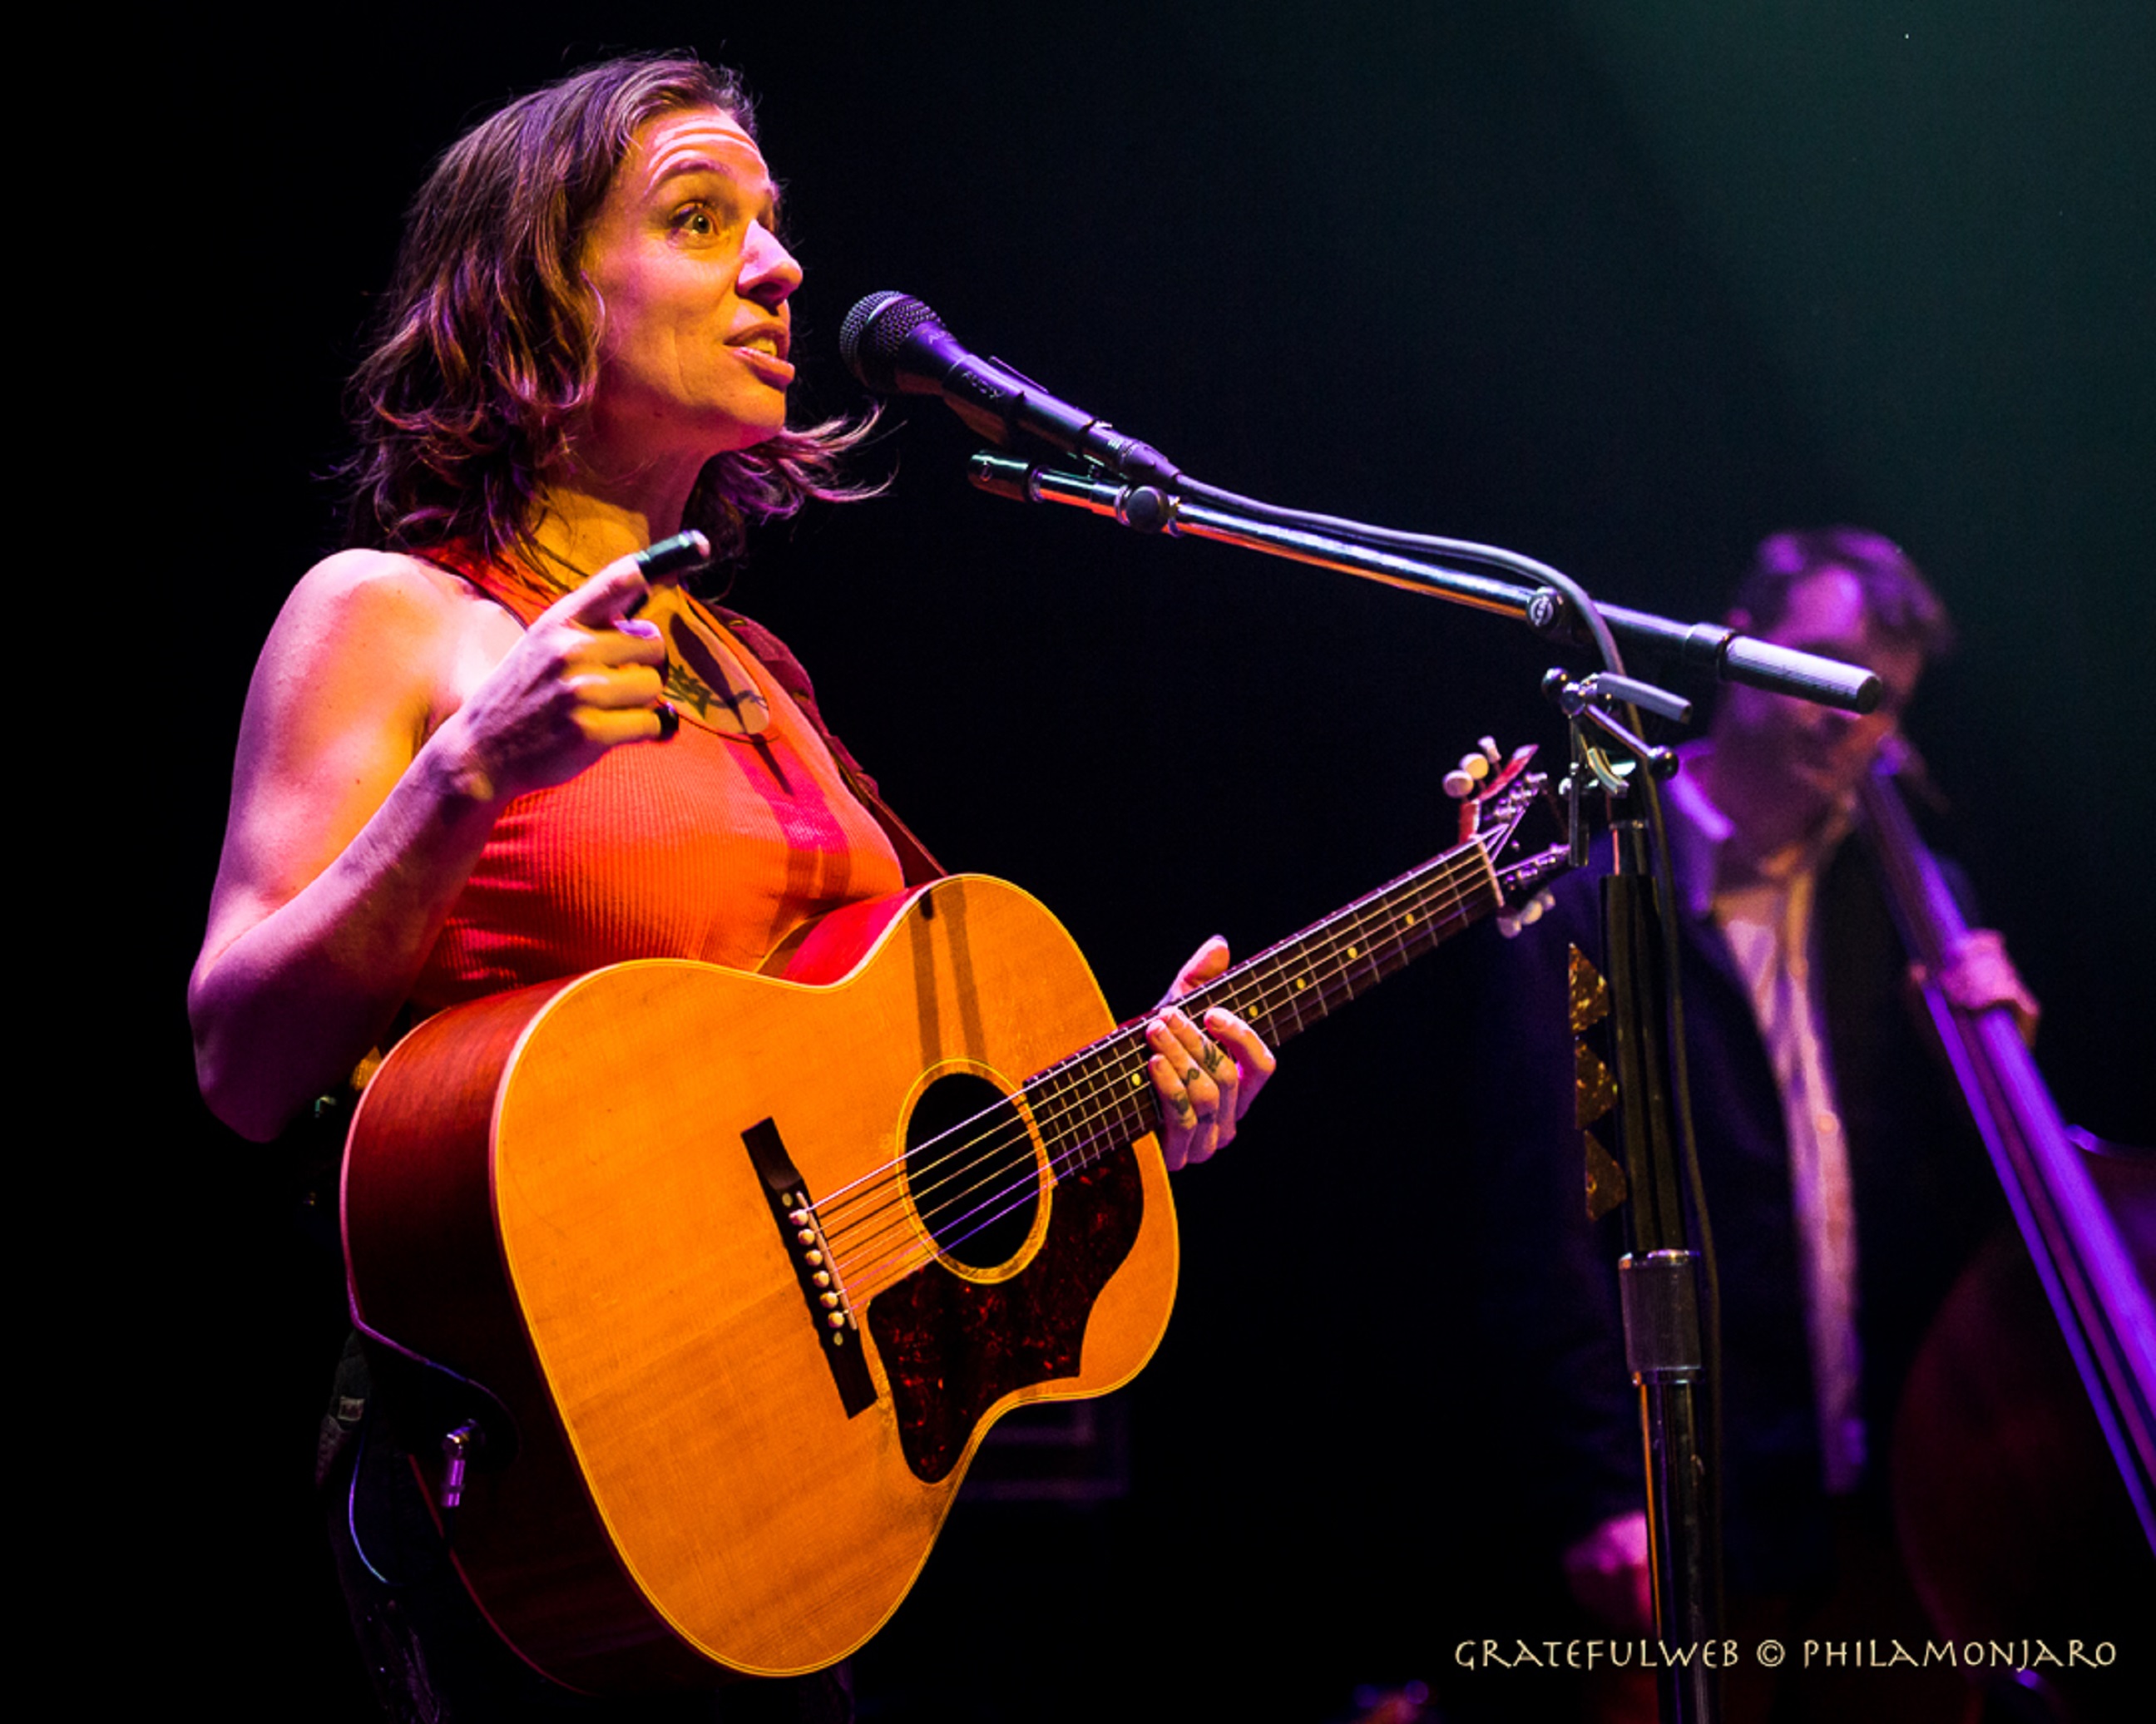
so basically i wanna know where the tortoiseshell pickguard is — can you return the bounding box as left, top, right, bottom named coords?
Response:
left=866, top=1144, right=1145, bottom=1484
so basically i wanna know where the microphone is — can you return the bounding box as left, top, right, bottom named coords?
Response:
left=838, top=291, right=1182, bottom=488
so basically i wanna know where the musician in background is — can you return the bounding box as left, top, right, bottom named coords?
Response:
left=187, top=54, right=1273, bottom=1722
left=1464, top=529, right=2036, bottom=1723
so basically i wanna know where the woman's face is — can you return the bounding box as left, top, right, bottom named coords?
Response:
left=578, top=107, right=802, bottom=468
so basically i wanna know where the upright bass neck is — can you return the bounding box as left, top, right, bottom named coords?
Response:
left=1858, top=755, right=2156, bottom=1550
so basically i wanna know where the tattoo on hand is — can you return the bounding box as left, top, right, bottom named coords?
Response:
left=1199, top=1042, right=1224, bottom=1076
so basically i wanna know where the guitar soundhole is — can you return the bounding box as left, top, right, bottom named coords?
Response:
left=903, top=1074, right=1040, bottom=1271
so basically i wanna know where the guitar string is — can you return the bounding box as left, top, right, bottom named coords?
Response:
left=818, top=852, right=1499, bottom=1292
left=837, top=891, right=1496, bottom=1303
left=824, top=854, right=1501, bottom=1299
left=812, top=840, right=1496, bottom=1237
left=810, top=845, right=1493, bottom=1253
left=841, top=870, right=1501, bottom=1297
left=841, top=887, right=1499, bottom=1303
left=824, top=859, right=1501, bottom=1301
left=804, top=818, right=1515, bottom=1237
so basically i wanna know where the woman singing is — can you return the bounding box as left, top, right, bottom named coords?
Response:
left=190, top=52, right=1272, bottom=1722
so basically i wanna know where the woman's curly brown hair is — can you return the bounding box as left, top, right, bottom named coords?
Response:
left=343, top=53, right=873, bottom=567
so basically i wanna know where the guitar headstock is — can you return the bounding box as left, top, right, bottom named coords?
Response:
left=1446, top=737, right=1572, bottom=919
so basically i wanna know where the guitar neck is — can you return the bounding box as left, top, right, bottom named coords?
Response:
left=1022, top=838, right=1504, bottom=1171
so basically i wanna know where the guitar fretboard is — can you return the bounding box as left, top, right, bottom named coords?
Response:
left=1019, top=839, right=1502, bottom=1173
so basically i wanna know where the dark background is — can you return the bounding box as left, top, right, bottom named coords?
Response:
left=132, top=2, right=2149, bottom=1717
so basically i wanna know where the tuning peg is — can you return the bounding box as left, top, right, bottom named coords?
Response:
left=1496, top=888, right=1556, bottom=939
left=1443, top=748, right=1493, bottom=801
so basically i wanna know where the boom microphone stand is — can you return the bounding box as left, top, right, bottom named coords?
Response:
left=839, top=279, right=1882, bottom=1718
left=957, top=452, right=1878, bottom=1724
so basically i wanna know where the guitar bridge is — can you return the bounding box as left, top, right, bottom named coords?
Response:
left=741, top=1118, right=877, bottom=1418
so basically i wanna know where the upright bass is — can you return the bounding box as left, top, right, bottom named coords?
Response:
left=1861, top=749, right=2155, bottom=1718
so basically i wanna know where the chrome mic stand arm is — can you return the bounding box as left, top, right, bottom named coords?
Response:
left=965, top=454, right=1878, bottom=712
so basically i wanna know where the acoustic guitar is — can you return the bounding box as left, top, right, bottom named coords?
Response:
left=342, top=749, right=1563, bottom=1693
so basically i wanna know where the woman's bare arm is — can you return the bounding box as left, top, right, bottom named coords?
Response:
left=190, top=550, right=666, bottom=1140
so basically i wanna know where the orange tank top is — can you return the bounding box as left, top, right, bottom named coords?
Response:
left=409, top=548, right=910, bottom=1013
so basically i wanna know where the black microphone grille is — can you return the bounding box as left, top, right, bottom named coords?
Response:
left=839, top=291, right=942, bottom=391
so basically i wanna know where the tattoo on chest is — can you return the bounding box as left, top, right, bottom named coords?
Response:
left=664, top=613, right=772, bottom=735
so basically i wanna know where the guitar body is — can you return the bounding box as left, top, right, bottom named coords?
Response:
left=339, top=750, right=1564, bottom=1695
left=343, top=875, right=1179, bottom=1691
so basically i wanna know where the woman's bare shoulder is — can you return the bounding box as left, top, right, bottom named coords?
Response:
left=206, top=550, right=506, bottom=960
left=272, top=546, right=477, bottom=642
left=254, top=549, right=504, bottom=714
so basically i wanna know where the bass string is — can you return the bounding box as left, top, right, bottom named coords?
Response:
left=826, top=861, right=1497, bottom=1295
